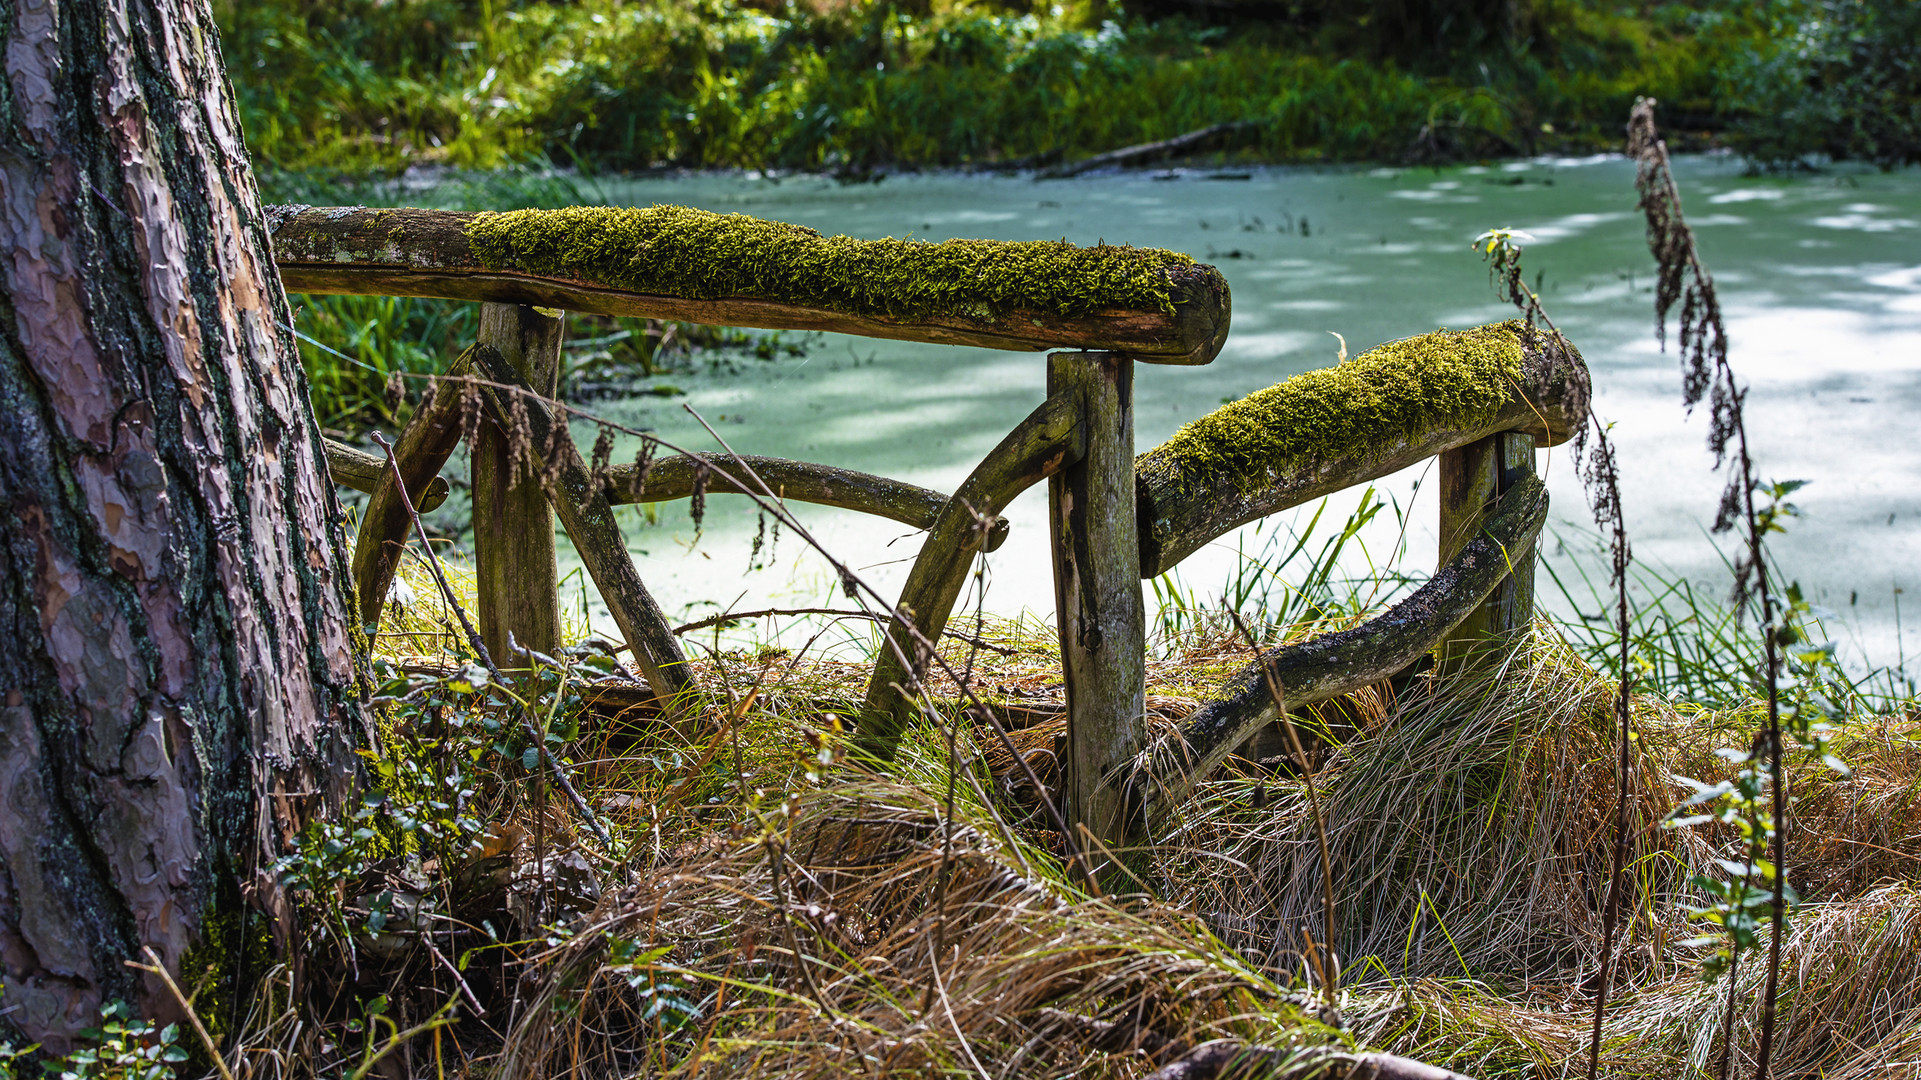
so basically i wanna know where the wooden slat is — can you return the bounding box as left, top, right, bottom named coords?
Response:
left=1437, top=431, right=1538, bottom=663
left=857, top=387, right=1089, bottom=754
left=468, top=345, right=692, bottom=714
left=349, top=351, right=472, bottom=632
left=268, top=205, right=1231, bottom=365
left=324, top=436, right=449, bottom=512
left=604, top=455, right=1008, bottom=552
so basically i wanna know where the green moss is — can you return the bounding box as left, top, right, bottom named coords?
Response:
left=1142, top=322, right=1529, bottom=492
left=464, top=204, right=1197, bottom=322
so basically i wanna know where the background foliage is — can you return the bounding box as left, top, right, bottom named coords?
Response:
left=215, top=0, right=1897, bottom=180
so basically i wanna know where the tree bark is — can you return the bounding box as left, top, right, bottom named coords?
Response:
left=0, top=0, right=362, bottom=1051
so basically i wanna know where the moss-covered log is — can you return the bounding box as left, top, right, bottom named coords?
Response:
left=325, top=436, right=450, bottom=512
left=1134, top=321, right=1583, bottom=577
left=1141, top=474, right=1549, bottom=824
left=267, top=205, right=1231, bottom=364
left=606, top=455, right=1008, bottom=552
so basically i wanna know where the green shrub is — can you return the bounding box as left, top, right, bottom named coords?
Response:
left=1725, top=0, right=1921, bottom=167
left=215, top=0, right=1764, bottom=175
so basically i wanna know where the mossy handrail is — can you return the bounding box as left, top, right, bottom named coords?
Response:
left=1133, top=321, right=1582, bottom=578
left=268, top=205, right=1232, bottom=364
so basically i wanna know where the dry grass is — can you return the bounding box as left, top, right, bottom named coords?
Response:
left=212, top=610, right=1921, bottom=1079
left=1157, top=629, right=1694, bottom=988
left=498, top=778, right=1338, bottom=1078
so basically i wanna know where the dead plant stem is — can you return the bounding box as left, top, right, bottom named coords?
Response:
left=128, top=947, right=236, bottom=1080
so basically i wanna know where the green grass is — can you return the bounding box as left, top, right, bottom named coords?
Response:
left=1543, top=526, right=1919, bottom=711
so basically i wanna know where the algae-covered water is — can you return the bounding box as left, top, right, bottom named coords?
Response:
left=490, top=155, right=1919, bottom=674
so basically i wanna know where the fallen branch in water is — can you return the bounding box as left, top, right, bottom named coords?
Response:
left=1039, top=122, right=1254, bottom=179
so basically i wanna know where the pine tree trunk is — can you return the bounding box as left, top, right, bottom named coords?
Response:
left=0, top=0, right=362, bottom=1052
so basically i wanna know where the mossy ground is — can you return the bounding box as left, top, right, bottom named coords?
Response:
left=466, top=204, right=1195, bottom=322
left=1140, top=321, right=1526, bottom=493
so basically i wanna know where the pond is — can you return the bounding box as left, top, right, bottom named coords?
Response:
left=408, top=155, right=1921, bottom=677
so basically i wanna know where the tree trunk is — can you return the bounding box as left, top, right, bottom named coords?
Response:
left=0, top=0, right=362, bottom=1052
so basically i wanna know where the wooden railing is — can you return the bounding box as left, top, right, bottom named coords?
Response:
left=276, top=203, right=1586, bottom=850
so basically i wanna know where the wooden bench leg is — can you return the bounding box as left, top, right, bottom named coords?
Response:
left=855, top=388, right=1087, bottom=756
left=351, top=346, right=474, bottom=635
left=1048, top=352, right=1146, bottom=855
left=474, top=303, right=564, bottom=667
left=1437, top=431, right=1538, bottom=664
left=466, top=345, right=693, bottom=716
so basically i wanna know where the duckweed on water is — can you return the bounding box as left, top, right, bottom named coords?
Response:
left=465, top=204, right=1198, bottom=322
left=1140, top=321, right=1529, bottom=493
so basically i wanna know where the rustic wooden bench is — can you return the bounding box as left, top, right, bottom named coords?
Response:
left=273, top=202, right=1585, bottom=848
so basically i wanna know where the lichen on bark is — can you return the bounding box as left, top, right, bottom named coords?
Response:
left=463, top=204, right=1198, bottom=322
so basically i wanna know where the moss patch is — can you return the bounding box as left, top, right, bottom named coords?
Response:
left=464, top=204, right=1197, bottom=322
left=1141, top=322, right=1529, bottom=492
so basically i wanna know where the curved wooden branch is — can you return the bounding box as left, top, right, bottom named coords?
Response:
left=605, top=455, right=1008, bottom=552
left=467, top=345, right=692, bottom=713
left=1135, top=324, right=1584, bottom=578
left=858, top=386, right=1089, bottom=754
left=268, top=205, right=1231, bottom=365
left=326, top=436, right=450, bottom=513
left=349, top=350, right=474, bottom=631
left=1140, top=474, right=1549, bottom=823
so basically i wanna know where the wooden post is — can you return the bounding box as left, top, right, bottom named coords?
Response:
left=1437, top=431, right=1537, bottom=662
left=474, top=303, right=564, bottom=667
left=1047, top=352, right=1147, bottom=856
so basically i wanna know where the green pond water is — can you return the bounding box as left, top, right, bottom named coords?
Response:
left=404, top=155, right=1921, bottom=676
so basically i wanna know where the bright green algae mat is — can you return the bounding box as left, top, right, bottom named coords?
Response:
left=465, top=204, right=1199, bottom=322
left=1139, top=321, right=1529, bottom=494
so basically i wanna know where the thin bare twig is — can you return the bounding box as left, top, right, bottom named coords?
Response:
left=672, top=607, right=1017, bottom=655
left=127, top=947, right=236, bottom=1080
